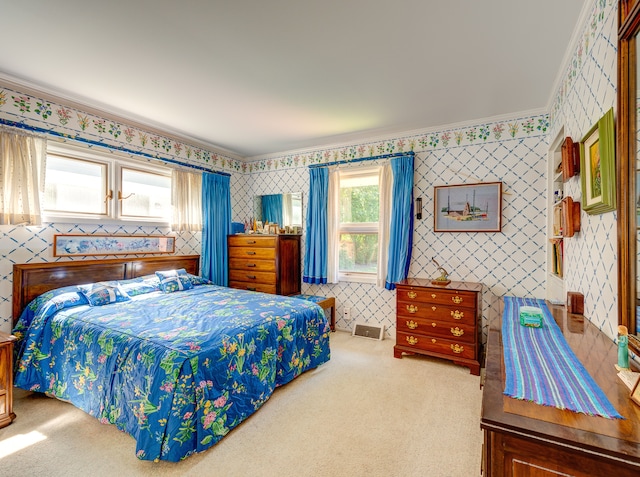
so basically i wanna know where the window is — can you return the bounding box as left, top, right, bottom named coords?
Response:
left=338, top=167, right=380, bottom=281
left=43, top=144, right=172, bottom=223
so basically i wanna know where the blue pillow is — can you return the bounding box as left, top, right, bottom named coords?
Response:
left=78, top=282, right=131, bottom=306
left=188, top=274, right=210, bottom=286
left=155, top=268, right=194, bottom=293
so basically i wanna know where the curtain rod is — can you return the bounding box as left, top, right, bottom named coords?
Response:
left=0, top=118, right=230, bottom=177
left=308, top=151, right=414, bottom=169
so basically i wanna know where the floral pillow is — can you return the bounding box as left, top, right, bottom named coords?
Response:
left=118, top=275, right=161, bottom=297
left=78, top=282, right=131, bottom=306
left=155, top=268, right=194, bottom=293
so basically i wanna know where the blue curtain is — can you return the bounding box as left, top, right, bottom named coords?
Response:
left=261, top=194, right=283, bottom=225
left=303, top=167, right=329, bottom=284
left=385, top=155, right=414, bottom=290
left=201, top=172, right=231, bottom=285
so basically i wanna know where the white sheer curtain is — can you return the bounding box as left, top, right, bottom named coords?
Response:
left=171, top=169, right=203, bottom=232
left=326, top=167, right=340, bottom=283
left=0, top=130, right=46, bottom=226
left=377, top=164, right=392, bottom=288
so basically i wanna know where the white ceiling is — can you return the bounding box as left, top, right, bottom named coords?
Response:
left=0, top=1, right=587, bottom=159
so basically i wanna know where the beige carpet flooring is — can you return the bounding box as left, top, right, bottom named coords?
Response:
left=0, top=331, right=483, bottom=477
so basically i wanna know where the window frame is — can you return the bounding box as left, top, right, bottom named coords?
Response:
left=43, top=143, right=172, bottom=225
left=337, top=166, right=381, bottom=284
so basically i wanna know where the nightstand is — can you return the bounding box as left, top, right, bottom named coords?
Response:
left=0, top=332, right=16, bottom=428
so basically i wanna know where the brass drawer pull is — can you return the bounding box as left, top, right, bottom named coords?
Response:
left=431, top=338, right=436, bottom=343
left=431, top=306, right=436, bottom=311
left=247, top=287, right=256, bottom=291
left=406, top=336, right=419, bottom=345
left=431, top=293, right=437, bottom=298
left=247, top=263, right=256, bottom=267
left=451, top=310, right=464, bottom=320
left=246, top=275, right=256, bottom=279
left=452, top=295, right=463, bottom=304
left=406, top=320, right=418, bottom=329
left=407, top=291, right=417, bottom=299
left=431, top=322, right=437, bottom=327
left=450, top=327, right=464, bottom=337
left=246, top=251, right=256, bottom=255
left=451, top=344, right=464, bottom=354
left=406, top=304, right=418, bottom=314
left=246, top=240, right=256, bottom=244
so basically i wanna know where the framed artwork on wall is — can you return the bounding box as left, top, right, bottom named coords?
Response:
left=433, top=182, right=502, bottom=232
left=580, top=107, right=616, bottom=215
left=53, top=234, right=176, bottom=257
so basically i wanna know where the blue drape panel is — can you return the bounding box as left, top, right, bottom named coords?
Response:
left=385, top=155, right=414, bottom=290
left=303, top=167, right=329, bottom=284
left=261, top=194, right=283, bottom=225
left=201, top=172, right=231, bottom=286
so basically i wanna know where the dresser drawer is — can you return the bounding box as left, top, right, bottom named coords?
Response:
left=228, top=280, right=277, bottom=294
left=396, top=331, right=476, bottom=360
left=397, top=299, right=475, bottom=325
left=228, top=235, right=277, bottom=248
left=229, top=270, right=276, bottom=284
left=228, top=247, right=276, bottom=260
left=397, top=287, right=476, bottom=309
left=397, top=316, right=475, bottom=343
left=228, top=258, right=276, bottom=272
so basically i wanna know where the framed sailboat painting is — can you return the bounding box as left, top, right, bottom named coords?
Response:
left=434, top=182, right=502, bottom=232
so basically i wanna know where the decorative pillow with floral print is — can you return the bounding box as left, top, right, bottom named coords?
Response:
left=155, top=268, right=194, bottom=293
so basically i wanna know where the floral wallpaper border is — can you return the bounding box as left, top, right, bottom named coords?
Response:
left=0, top=83, right=243, bottom=174
left=549, top=0, right=612, bottom=126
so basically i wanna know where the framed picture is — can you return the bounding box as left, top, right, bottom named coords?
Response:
left=53, top=234, right=175, bottom=257
left=631, top=374, right=640, bottom=407
left=580, top=108, right=616, bottom=215
left=434, top=182, right=502, bottom=232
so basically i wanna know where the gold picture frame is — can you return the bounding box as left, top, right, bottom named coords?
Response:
left=580, top=108, right=616, bottom=215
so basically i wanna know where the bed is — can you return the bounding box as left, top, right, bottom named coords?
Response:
left=11, top=255, right=331, bottom=462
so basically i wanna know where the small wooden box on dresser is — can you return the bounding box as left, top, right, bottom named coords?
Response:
left=0, top=331, right=17, bottom=428
left=394, top=278, right=483, bottom=375
left=228, top=234, right=301, bottom=295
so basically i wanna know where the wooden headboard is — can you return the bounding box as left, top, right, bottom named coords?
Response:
left=12, top=255, right=200, bottom=326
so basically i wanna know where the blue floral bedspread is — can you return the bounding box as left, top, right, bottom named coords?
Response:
left=12, top=278, right=331, bottom=461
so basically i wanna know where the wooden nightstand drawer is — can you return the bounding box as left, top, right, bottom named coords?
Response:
left=397, top=316, right=475, bottom=342
left=397, top=300, right=475, bottom=324
left=396, top=331, right=476, bottom=360
left=397, top=287, right=476, bottom=308
left=228, top=258, right=276, bottom=272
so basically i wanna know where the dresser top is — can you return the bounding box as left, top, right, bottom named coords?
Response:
left=481, top=301, right=640, bottom=466
left=396, top=278, right=483, bottom=292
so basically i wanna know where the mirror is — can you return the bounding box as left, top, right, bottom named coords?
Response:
left=254, top=192, right=303, bottom=228
left=618, top=0, right=640, bottom=354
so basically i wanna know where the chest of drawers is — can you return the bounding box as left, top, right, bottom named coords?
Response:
left=228, top=234, right=301, bottom=296
left=394, top=278, right=482, bottom=375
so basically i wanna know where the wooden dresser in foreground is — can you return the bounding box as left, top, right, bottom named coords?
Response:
left=481, top=302, right=640, bottom=476
left=0, top=332, right=16, bottom=429
left=394, top=278, right=483, bottom=375
left=228, top=234, right=301, bottom=296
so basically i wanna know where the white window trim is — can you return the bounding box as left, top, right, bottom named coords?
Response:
left=43, top=142, right=172, bottom=226
left=336, top=166, right=380, bottom=284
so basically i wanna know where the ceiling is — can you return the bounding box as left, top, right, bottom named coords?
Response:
left=0, top=1, right=587, bottom=159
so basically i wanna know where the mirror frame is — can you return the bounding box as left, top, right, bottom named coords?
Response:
left=618, top=0, right=640, bottom=355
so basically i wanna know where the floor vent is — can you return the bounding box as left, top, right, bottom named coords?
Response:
left=352, top=322, right=385, bottom=340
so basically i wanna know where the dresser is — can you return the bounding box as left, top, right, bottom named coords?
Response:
left=481, top=302, right=640, bottom=476
left=394, top=279, right=482, bottom=375
left=228, top=234, right=301, bottom=296
left=0, top=332, right=16, bottom=429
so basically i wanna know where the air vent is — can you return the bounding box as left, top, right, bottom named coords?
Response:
left=352, top=322, right=384, bottom=340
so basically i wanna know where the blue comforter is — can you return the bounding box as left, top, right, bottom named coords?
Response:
left=12, top=278, right=331, bottom=461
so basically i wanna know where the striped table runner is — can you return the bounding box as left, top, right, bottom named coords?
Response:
left=502, top=296, right=622, bottom=419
